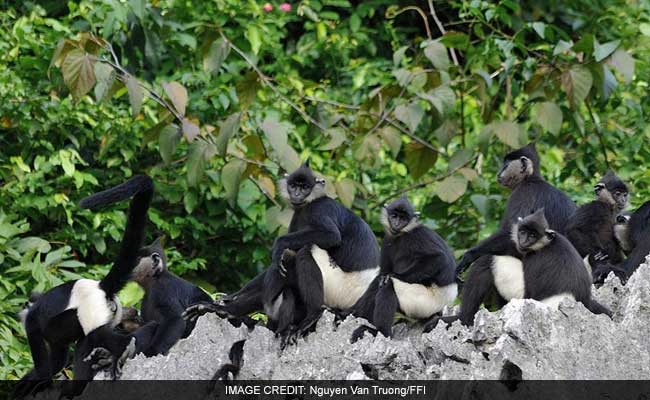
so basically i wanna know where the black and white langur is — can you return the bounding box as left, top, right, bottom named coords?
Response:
left=567, top=170, right=630, bottom=273
left=455, top=143, right=577, bottom=278
left=15, top=175, right=153, bottom=398
left=592, top=201, right=650, bottom=283
left=349, top=196, right=457, bottom=342
left=448, top=208, right=611, bottom=327
left=184, top=163, right=381, bottom=340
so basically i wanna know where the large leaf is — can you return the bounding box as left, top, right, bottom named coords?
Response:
left=163, top=81, right=188, bottom=116
left=448, top=148, right=473, bottom=171
left=561, top=66, right=593, bottom=108
left=353, top=134, right=381, bottom=161
left=182, top=118, right=200, bottom=142
left=158, top=124, right=180, bottom=165
left=236, top=71, right=260, bottom=110
left=423, top=41, right=450, bottom=70
left=93, top=62, right=114, bottom=102
left=607, top=49, right=635, bottom=84
left=320, top=128, right=347, bottom=150
left=490, top=121, right=521, bottom=148
left=61, top=49, right=96, bottom=99
left=394, top=102, right=423, bottom=132
left=421, top=85, right=456, bottom=115
left=186, top=140, right=216, bottom=187
left=204, top=38, right=230, bottom=74
left=404, top=142, right=437, bottom=180
left=254, top=174, right=276, bottom=199
left=125, top=76, right=143, bottom=117
left=221, top=159, right=248, bottom=206
left=261, top=117, right=301, bottom=171
left=533, top=102, right=563, bottom=135
left=335, top=178, right=357, bottom=208
left=246, top=25, right=262, bottom=55
left=594, top=39, right=620, bottom=62
left=215, top=112, right=241, bottom=156
left=435, top=174, right=467, bottom=203
left=379, top=126, right=402, bottom=157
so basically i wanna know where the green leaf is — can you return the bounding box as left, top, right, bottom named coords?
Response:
left=184, top=191, right=199, bottom=214
left=261, top=117, right=301, bottom=171
left=182, top=119, right=200, bottom=142
left=435, top=174, right=467, bottom=203
left=553, top=40, right=573, bottom=56
left=448, top=148, right=473, bottom=171
left=335, top=178, right=356, bottom=208
left=93, top=62, right=114, bottom=102
left=421, top=85, right=456, bottom=115
left=640, top=23, right=650, bottom=36
left=236, top=71, right=260, bottom=110
left=393, top=46, right=408, bottom=66
left=221, top=159, right=248, bottom=206
left=379, top=126, right=402, bottom=157
left=490, top=121, right=521, bottom=148
left=203, top=38, right=230, bottom=74
left=404, top=142, right=437, bottom=180
left=607, top=49, right=635, bottom=83
left=354, top=134, right=381, bottom=161
left=531, top=22, right=545, bottom=38
left=59, top=150, right=75, bottom=176
left=158, top=124, right=180, bottom=164
left=61, top=49, right=96, bottom=99
left=215, top=113, right=241, bottom=156
left=246, top=25, right=262, bottom=55
left=440, top=31, right=469, bottom=50
left=561, top=66, right=593, bottom=108
left=320, top=128, right=347, bottom=150
left=470, top=194, right=489, bottom=216
left=423, top=41, right=450, bottom=70
left=163, top=81, right=188, bottom=116
left=594, top=39, right=620, bottom=62
left=533, top=102, right=563, bottom=135
left=186, top=140, right=216, bottom=187
left=14, top=237, right=51, bottom=254
left=394, top=102, right=423, bottom=132
left=392, top=68, right=414, bottom=87
left=125, top=76, right=143, bottom=117
left=129, top=0, right=145, bottom=19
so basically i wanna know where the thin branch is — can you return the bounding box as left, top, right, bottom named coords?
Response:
left=395, top=6, right=432, bottom=39
left=585, top=100, right=610, bottom=169
left=220, top=32, right=328, bottom=132
left=427, top=0, right=459, bottom=66
left=248, top=176, right=280, bottom=207
left=374, top=155, right=478, bottom=205
left=303, top=96, right=360, bottom=110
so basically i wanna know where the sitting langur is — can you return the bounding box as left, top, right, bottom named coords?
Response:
left=455, top=143, right=577, bottom=278
left=184, top=163, right=380, bottom=339
left=349, top=197, right=457, bottom=341
left=441, top=209, right=611, bottom=327
left=15, top=175, right=154, bottom=397
left=567, top=171, right=629, bottom=271
left=591, top=201, right=650, bottom=283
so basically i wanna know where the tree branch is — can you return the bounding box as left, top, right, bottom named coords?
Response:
left=427, top=0, right=459, bottom=66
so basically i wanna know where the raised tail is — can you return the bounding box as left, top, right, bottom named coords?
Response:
left=80, top=175, right=154, bottom=210
left=86, top=175, right=154, bottom=298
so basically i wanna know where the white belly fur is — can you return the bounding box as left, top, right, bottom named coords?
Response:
left=66, top=279, right=122, bottom=335
left=391, top=278, right=457, bottom=319
left=311, top=245, right=379, bottom=310
left=491, top=256, right=525, bottom=300
left=540, top=293, right=575, bottom=309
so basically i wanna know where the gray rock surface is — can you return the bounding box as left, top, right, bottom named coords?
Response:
left=118, top=257, right=650, bottom=380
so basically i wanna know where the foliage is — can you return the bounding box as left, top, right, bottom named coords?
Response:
left=2, top=0, right=650, bottom=379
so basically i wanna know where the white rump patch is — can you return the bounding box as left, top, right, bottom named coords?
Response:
left=540, top=293, right=575, bottom=309
left=66, top=279, right=122, bottom=335
left=583, top=255, right=592, bottom=274
left=391, top=278, right=457, bottom=319
left=491, top=256, right=525, bottom=301
left=264, top=293, right=284, bottom=320
left=311, top=245, right=379, bottom=310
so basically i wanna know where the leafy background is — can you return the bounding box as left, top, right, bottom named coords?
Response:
left=1, top=0, right=649, bottom=378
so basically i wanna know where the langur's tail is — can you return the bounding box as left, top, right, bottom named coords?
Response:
left=212, top=340, right=246, bottom=380
left=81, top=175, right=154, bottom=298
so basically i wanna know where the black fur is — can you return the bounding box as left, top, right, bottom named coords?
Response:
left=456, top=143, right=577, bottom=277
left=350, top=196, right=456, bottom=340
left=183, top=164, right=380, bottom=342
left=16, top=175, right=153, bottom=398
left=458, top=209, right=611, bottom=326
left=567, top=171, right=629, bottom=266
left=212, top=340, right=246, bottom=380
left=592, top=201, right=650, bottom=283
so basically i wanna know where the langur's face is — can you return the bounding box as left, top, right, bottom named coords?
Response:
left=497, top=156, right=533, bottom=189
left=383, top=206, right=415, bottom=234
left=280, top=169, right=326, bottom=208
left=131, top=251, right=164, bottom=284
